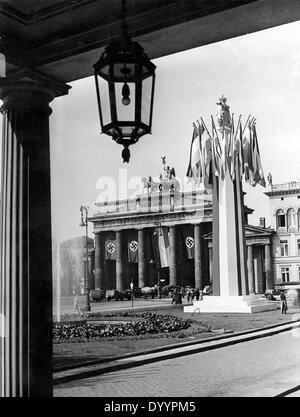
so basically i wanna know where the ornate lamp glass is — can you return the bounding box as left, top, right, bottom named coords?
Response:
left=93, top=23, right=156, bottom=163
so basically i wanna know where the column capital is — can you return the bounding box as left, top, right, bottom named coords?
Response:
left=0, top=69, right=71, bottom=112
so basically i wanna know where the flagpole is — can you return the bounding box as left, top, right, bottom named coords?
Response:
left=199, top=117, right=212, bottom=140
left=242, top=115, right=252, bottom=135
left=234, top=159, right=248, bottom=295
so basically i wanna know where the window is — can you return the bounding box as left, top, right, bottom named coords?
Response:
left=287, top=208, right=297, bottom=230
left=281, top=267, right=290, bottom=282
left=298, top=240, right=300, bottom=256
left=276, top=209, right=286, bottom=228
left=280, top=240, right=288, bottom=256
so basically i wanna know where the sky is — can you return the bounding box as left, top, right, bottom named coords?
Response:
left=2, top=20, right=300, bottom=244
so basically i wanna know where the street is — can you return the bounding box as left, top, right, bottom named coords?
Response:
left=54, top=329, right=300, bottom=397
left=53, top=295, right=176, bottom=315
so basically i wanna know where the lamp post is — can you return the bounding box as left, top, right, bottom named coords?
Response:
left=153, top=221, right=163, bottom=299
left=79, top=205, right=91, bottom=312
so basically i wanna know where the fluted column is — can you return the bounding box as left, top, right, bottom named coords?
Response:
left=169, top=226, right=177, bottom=286
left=138, top=229, right=146, bottom=288
left=247, top=245, right=255, bottom=294
left=194, top=224, right=202, bottom=290
left=208, top=247, right=213, bottom=284
left=0, top=73, right=70, bottom=397
left=116, top=230, right=126, bottom=291
left=265, top=243, right=273, bottom=290
left=94, top=232, right=105, bottom=290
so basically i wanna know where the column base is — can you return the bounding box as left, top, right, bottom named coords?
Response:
left=183, top=295, right=279, bottom=314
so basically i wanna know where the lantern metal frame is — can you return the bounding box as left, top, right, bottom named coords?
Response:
left=93, top=1, right=156, bottom=162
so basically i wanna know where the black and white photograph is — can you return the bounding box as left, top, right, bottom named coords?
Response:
left=0, top=0, right=300, bottom=403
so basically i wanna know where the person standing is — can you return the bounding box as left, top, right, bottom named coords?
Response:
left=280, top=290, right=288, bottom=314
left=177, top=288, right=182, bottom=305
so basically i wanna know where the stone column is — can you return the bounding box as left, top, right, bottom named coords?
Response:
left=95, top=232, right=105, bottom=290
left=194, top=224, right=202, bottom=290
left=169, top=226, right=177, bottom=286
left=265, top=243, right=273, bottom=290
left=138, top=229, right=146, bottom=288
left=208, top=247, right=213, bottom=283
left=0, top=72, right=70, bottom=397
left=116, top=230, right=126, bottom=290
left=247, top=245, right=255, bottom=294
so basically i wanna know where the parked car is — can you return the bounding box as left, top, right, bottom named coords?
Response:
left=105, top=289, right=132, bottom=301
left=161, top=285, right=178, bottom=297
left=90, top=289, right=105, bottom=302
left=203, top=285, right=213, bottom=295
left=141, top=286, right=158, bottom=298
left=265, top=288, right=282, bottom=301
left=132, top=287, right=143, bottom=298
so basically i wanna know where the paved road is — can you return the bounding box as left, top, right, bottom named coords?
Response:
left=53, top=296, right=177, bottom=316
left=54, top=329, right=300, bottom=397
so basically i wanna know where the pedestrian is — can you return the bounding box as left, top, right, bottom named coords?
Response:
left=177, top=288, right=182, bottom=305
left=280, top=290, right=288, bottom=314
left=171, top=289, right=177, bottom=305
left=194, top=288, right=200, bottom=301
left=72, top=295, right=82, bottom=316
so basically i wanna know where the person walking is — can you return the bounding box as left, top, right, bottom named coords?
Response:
left=72, top=295, right=82, bottom=316
left=171, top=289, right=177, bottom=305
left=280, top=290, right=288, bottom=314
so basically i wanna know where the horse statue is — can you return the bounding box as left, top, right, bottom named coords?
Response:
left=141, top=176, right=160, bottom=193
left=141, top=175, right=180, bottom=193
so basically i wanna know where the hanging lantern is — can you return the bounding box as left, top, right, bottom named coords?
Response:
left=93, top=1, right=156, bottom=163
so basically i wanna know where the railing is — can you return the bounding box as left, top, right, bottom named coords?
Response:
left=271, top=181, right=300, bottom=191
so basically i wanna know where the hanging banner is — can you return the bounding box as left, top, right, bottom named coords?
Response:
left=151, top=229, right=160, bottom=265
left=182, top=227, right=195, bottom=259
left=158, top=227, right=170, bottom=268
left=127, top=230, right=138, bottom=263
left=105, top=240, right=116, bottom=260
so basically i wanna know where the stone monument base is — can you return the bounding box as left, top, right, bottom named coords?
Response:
left=183, top=295, right=279, bottom=314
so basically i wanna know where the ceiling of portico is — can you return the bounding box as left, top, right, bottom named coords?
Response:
left=1, top=0, right=300, bottom=83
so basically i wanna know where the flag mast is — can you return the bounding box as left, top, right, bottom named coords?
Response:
left=184, top=97, right=274, bottom=313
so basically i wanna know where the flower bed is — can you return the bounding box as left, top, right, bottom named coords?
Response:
left=53, top=312, right=191, bottom=342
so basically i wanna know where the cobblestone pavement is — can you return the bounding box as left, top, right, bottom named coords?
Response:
left=54, top=329, right=300, bottom=397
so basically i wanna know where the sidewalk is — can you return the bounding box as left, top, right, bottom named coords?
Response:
left=54, top=317, right=300, bottom=386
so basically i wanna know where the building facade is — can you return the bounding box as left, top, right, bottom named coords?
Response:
left=266, top=180, right=300, bottom=287
left=90, top=177, right=274, bottom=294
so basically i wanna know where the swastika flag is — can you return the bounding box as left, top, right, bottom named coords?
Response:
left=105, top=240, right=116, bottom=260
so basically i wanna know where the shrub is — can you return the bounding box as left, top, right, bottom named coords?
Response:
left=53, top=312, right=191, bottom=342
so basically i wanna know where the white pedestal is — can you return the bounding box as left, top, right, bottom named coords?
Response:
left=184, top=295, right=279, bottom=314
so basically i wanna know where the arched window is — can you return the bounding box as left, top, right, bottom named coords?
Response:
left=276, top=209, right=286, bottom=229
left=287, top=208, right=296, bottom=230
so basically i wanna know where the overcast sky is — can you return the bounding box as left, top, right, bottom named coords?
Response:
left=2, top=20, right=300, bottom=244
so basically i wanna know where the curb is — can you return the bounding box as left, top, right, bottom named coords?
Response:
left=53, top=319, right=300, bottom=385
